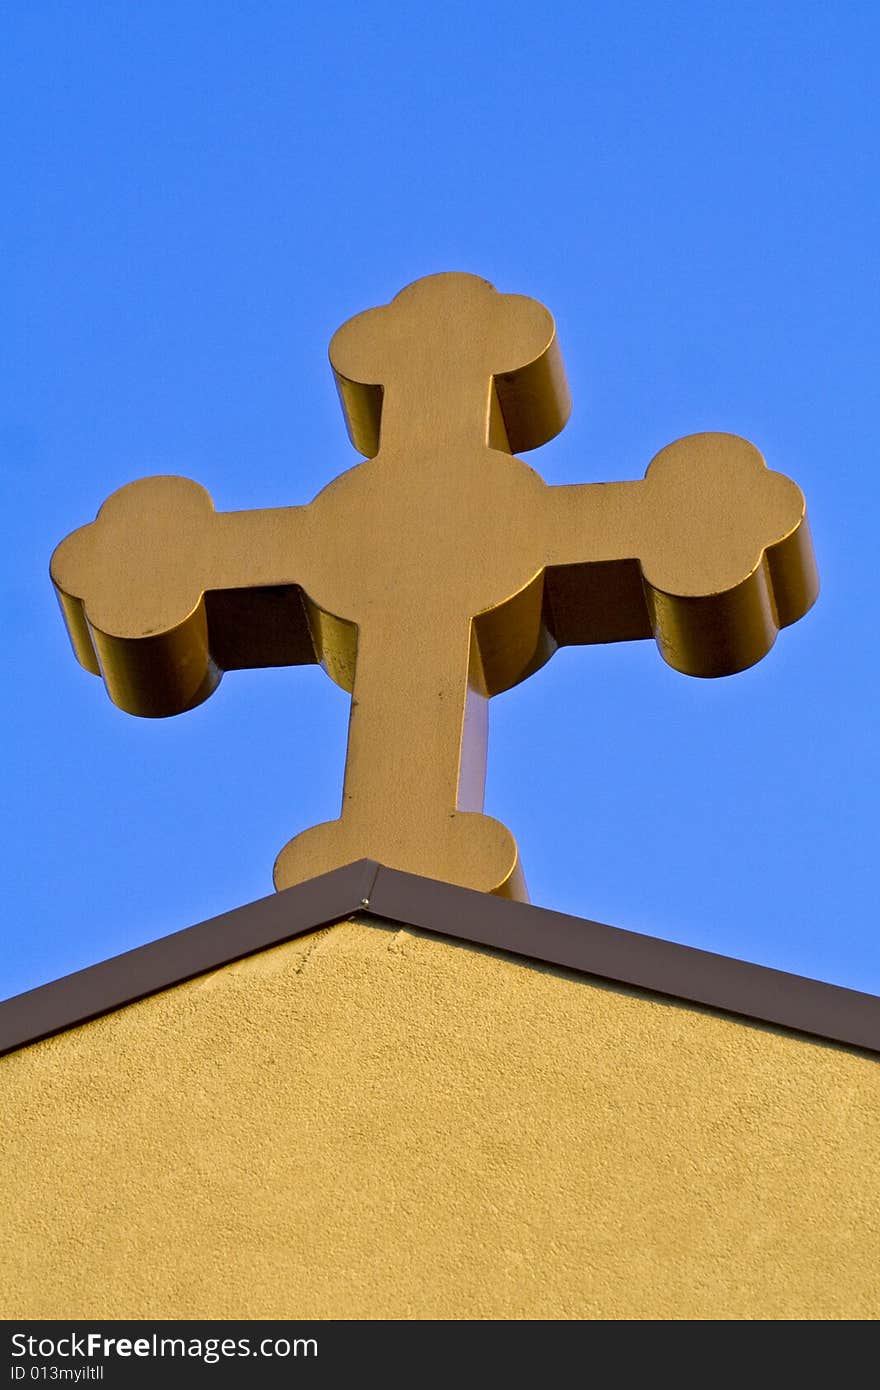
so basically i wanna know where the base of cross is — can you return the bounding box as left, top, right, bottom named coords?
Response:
left=273, top=813, right=529, bottom=900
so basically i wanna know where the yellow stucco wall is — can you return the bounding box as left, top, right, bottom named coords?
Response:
left=2, top=917, right=878, bottom=1320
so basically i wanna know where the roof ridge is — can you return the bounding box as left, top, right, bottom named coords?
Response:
left=2, top=861, right=878, bottom=1058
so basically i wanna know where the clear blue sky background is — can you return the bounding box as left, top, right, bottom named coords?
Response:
left=2, top=2, right=877, bottom=1001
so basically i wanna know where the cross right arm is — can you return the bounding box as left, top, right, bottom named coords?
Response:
left=541, top=435, right=817, bottom=678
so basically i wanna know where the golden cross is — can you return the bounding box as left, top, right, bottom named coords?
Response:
left=51, top=273, right=818, bottom=901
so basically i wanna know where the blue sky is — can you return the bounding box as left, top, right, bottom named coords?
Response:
left=2, top=1, right=877, bottom=1000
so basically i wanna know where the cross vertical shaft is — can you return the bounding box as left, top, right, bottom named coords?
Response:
left=273, top=611, right=527, bottom=896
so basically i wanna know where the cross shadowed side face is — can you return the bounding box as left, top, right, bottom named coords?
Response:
left=49, top=272, right=818, bottom=900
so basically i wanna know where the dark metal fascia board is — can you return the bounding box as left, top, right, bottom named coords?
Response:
left=365, top=865, right=880, bottom=1055
left=1, top=858, right=878, bottom=1058
left=0, top=859, right=380, bottom=1057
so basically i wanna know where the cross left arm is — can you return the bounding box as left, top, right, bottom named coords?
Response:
left=51, top=475, right=328, bottom=717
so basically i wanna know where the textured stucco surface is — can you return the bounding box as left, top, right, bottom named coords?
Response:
left=2, top=917, right=878, bottom=1320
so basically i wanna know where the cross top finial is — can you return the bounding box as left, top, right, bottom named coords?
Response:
left=51, top=272, right=818, bottom=901
left=330, top=272, right=569, bottom=456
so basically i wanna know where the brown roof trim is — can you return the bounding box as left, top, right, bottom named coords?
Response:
left=2, top=860, right=879, bottom=1058
left=365, top=867, right=880, bottom=1054
left=0, top=859, right=379, bottom=1059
